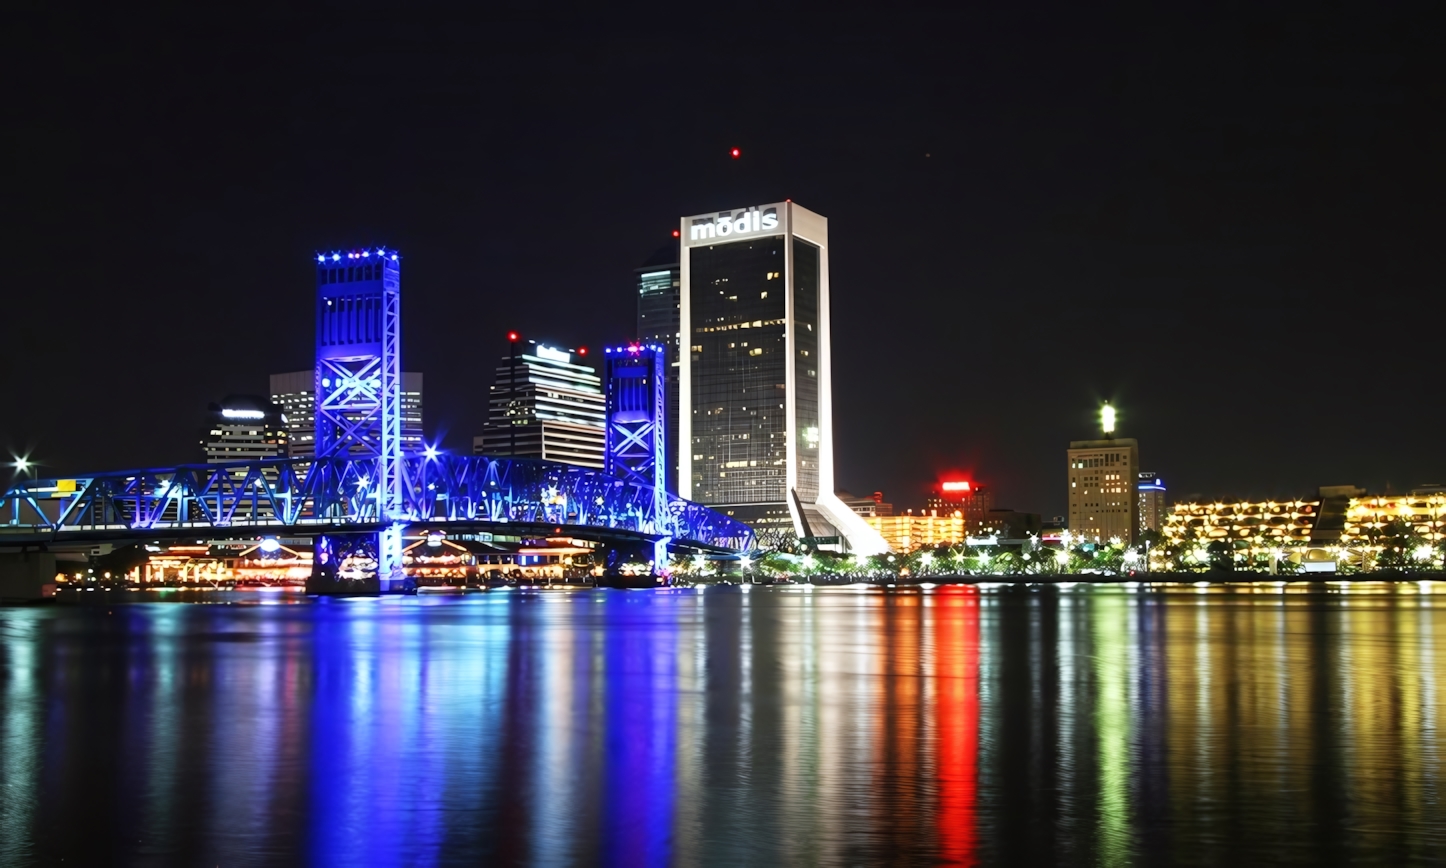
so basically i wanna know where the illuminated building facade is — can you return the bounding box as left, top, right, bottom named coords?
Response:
left=927, top=481, right=994, bottom=532
left=680, top=200, right=887, bottom=553
left=1137, top=472, right=1166, bottom=533
left=1340, top=490, right=1446, bottom=554
left=200, top=396, right=288, bottom=464
left=271, top=369, right=423, bottom=458
left=636, top=243, right=681, bottom=493
left=867, top=511, right=967, bottom=553
left=1067, top=438, right=1139, bottom=543
left=1162, top=499, right=1319, bottom=548
left=474, top=342, right=605, bottom=468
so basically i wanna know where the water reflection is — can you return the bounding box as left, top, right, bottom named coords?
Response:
left=1, top=585, right=1444, bottom=865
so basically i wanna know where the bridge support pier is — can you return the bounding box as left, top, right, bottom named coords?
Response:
left=0, top=552, right=57, bottom=602
left=307, top=533, right=415, bottom=596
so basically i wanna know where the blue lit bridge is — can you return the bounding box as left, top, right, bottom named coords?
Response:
left=0, top=246, right=753, bottom=594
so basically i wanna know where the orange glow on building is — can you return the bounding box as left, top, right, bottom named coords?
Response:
left=866, top=511, right=967, bottom=552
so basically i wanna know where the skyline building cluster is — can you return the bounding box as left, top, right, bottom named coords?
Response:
left=180, top=204, right=1424, bottom=559
left=179, top=199, right=886, bottom=552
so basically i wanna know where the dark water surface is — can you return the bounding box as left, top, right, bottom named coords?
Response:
left=2, top=584, right=1443, bottom=866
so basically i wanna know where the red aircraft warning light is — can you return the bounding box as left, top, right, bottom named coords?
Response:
left=578, top=346, right=587, bottom=356
left=730, top=147, right=741, bottom=159
left=941, top=480, right=972, bottom=492
left=507, top=331, right=519, bottom=342
left=672, top=229, right=680, bottom=237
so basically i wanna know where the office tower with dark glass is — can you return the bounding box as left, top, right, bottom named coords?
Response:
left=636, top=242, right=680, bottom=493
left=679, top=201, right=887, bottom=553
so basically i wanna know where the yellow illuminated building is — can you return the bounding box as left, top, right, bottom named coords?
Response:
left=1067, top=437, right=1140, bottom=544
left=866, top=510, right=966, bottom=553
left=1340, top=492, right=1446, bottom=550
left=1162, top=499, right=1319, bottom=548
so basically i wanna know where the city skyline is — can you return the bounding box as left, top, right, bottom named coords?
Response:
left=4, top=6, right=1439, bottom=518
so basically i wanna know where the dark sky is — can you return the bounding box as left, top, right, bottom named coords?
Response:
left=5, top=3, right=1441, bottom=516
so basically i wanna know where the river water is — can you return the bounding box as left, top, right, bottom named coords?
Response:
left=1, top=584, right=1443, bottom=866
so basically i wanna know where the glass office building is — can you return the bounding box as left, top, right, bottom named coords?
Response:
left=635, top=243, right=680, bottom=493
left=679, top=201, right=887, bottom=553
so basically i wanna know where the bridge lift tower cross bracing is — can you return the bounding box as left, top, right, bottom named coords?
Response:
left=309, top=247, right=406, bottom=594
left=603, top=343, right=671, bottom=572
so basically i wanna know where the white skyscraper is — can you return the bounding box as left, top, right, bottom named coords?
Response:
left=679, top=200, right=887, bottom=553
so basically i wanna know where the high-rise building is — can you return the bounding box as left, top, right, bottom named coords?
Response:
left=200, top=396, right=288, bottom=464
left=1067, top=438, right=1140, bottom=543
left=270, top=370, right=423, bottom=458
left=1137, top=472, right=1166, bottom=533
left=679, top=201, right=887, bottom=553
left=636, top=243, right=681, bottom=494
left=926, top=480, right=995, bottom=532
left=474, top=342, right=605, bottom=468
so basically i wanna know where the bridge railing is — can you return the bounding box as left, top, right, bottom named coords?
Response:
left=1, top=454, right=754, bottom=552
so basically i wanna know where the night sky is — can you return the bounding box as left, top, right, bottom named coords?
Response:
left=6, top=4, right=1440, bottom=517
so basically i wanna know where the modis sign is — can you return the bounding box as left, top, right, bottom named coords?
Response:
left=685, top=203, right=783, bottom=245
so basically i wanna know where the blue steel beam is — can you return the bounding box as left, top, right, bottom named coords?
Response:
left=604, top=343, right=671, bottom=570
left=314, top=247, right=405, bottom=588
left=0, top=454, right=755, bottom=552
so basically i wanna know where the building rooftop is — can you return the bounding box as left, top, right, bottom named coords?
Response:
left=636, top=242, right=679, bottom=271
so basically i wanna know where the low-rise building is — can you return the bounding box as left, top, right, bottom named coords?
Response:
left=839, top=490, right=893, bottom=518
left=1162, top=499, right=1320, bottom=549
left=867, top=510, right=966, bottom=553
left=1341, top=490, right=1446, bottom=551
left=926, top=481, right=993, bottom=532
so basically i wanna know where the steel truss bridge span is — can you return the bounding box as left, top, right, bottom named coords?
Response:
left=0, top=454, right=754, bottom=553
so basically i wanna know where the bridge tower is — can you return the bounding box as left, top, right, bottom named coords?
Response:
left=604, top=343, right=671, bottom=572
left=308, top=247, right=407, bottom=594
